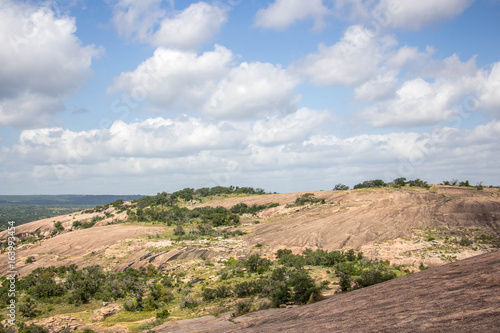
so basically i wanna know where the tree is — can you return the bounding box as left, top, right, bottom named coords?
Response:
left=459, top=180, right=471, bottom=187
left=333, top=184, right=349, bottom=191
left=393, top=177, right=407, bottom=187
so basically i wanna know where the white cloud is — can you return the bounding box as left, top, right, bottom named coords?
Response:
left=152, top=2, right=227, bottom=49
left=290, top=25, right=392, bottom=86
left=205, top=62, right=300, bottom=118
left=376, top=0, right=475, bottom=30
left=361, top=76, right=479, bottom=127
left=248, top=108, right=332, bottom=146
left=4, top=115, right=500, bottom=193
left=14, top=116, right=244, bottom=166
left=333, top=0, right=475, bottom=31
left=476, top=62, right=500, bottom=113
left=0, top=0, right=101, bottom=128
left=111, top=1, right=227, bottom=49
left=111, top=46, right=301, bottom=119
left=354, top=71, right=398, bottom=102
left=254, top=0, right=331, bottom=31
left=109, top=45, right=234, bottom=112
left=111, top=0, right=166, bottom=42
left=0, top=92, right=64, bottom=129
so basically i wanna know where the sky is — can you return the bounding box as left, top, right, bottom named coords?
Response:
left=0, top=0, right=500, bottom=195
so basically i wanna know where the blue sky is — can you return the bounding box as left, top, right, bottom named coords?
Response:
left=1, top=0, right=500, bottom=194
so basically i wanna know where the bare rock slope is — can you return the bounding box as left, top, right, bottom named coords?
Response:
left=157, top=250, right=500, bottom=333
left=237, top=186, right=500, bottom=253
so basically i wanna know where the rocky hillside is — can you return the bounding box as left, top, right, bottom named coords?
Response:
left=1, top=185, right=499, bottom=277
left=156, top=250, right=500, bottom=332
left=0, top=185, right=499, bottom=332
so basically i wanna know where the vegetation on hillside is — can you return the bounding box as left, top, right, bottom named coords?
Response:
left=0, top=248, right=408, bottom=330
left=353, top=178, right=431, bottom=190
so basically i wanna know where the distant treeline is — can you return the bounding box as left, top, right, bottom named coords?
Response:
left=354, top=178, right=430, bottom=189
left=0, top=195, right=144, bottom=231
left=334, top=178, right=495, bottom=191
left=133, top=186, right=268, bottom=208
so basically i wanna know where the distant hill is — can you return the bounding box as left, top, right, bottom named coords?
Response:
left=0, top=194, right=144, bottom=206
left=0, top=194, right=144, bottom=229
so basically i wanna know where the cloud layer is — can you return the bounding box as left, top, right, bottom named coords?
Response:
left=3, top=115, right=499, bottom=193
left=0, top=0, right=101, bottom=128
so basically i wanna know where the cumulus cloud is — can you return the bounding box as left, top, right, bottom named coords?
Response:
left=110, top=46, right=301, bottom=119
left=109, top=45, right=234, bottom=112
left=111, top=1, right=227, bottom=49
left=4, top=113, right=500, bottom=193
left=0, top=0, right=101, bottom=128
left=111, top=0, right=166, bottom=42
left=152, top=2, right=227, bottom=49
left=358, top=56, right=499, bottom=128
left=334, top=0, right=475, bottom=31
left=476, top=62, right=500, bottom=113
left=205, top=62, right=300, bottom=119
left=248, top=108, right=332, bottom=146
left=376, top=0, right=475, bottom=30
left=254, top=0, right=331, bottom=31
left=354, top=71, right=398, bottom=102
left=15, top=116, right=244, bottom=166
left=290, top=25, right=394, bottom=86
left=361, top=77, right=479, bottom=127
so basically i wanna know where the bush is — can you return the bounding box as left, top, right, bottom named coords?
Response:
left=180, top=295, right=199, bottom=309
left=338, top=272, right=352, bottom=292
left=354, top=265, right=397, bottom=289
left=19, top=298, right=39, bottom=318
left=275, top=249, right=293, bottom=259
left=234, top=300, right=252, bottom=316
left=53, top=221, right=64, bottom=233
left=25, top=256, right=35, bottom=264
left=278, top=253, right=305, bottom=269
left=270, top=284, right=291, bottom=307
left=123, top=298, right=141, bottom=312
left=294, top=193, right=325, bottom=206
left=353, top=179, right=387, bottom=189
left=233, top=280, right=266, bottom=298
left=173, top=225, right=185, bottom=235
left=202, top=286, right=231, bottom=301
left=243, top=254, right=271, bottom=273
left=289, top=269, right=320, bottom=304
left=17, top=324, right=48, bottom=333
left=156, top=307, right=170, bottom=319
left=202, top=288, right=217, bottom=301
left=29, top=278, right=65, bottom=299
left=333, top=184, right=349, bottom=191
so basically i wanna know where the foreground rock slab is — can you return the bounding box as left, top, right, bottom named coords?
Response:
left=157, top=250, right=500, bottom=332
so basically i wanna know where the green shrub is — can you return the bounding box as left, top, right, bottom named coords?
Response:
left=234, top=300, right=252, bottom=316
left=17, top=324, right=48, bottom=333
left=156, top=307, right=170, bottom=319
left=243, top=254, right=271, bottom=273
left=180, top=295, right=199, bottom=309
left=354, top=265, right=396, bottom=289
left=25, top=256, right=35, bottom=264
left=294, top=193, right=325, bottom=206
left=289, top=269, right=320, bottom=304
left=19, top=298, right=39, bottom=318
left=270, top=284, right=291, bottom=307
